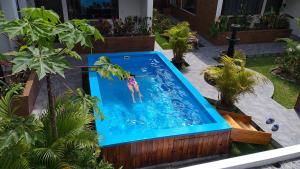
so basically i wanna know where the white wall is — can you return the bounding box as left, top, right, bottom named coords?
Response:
left=119, top=0, right=144, bottom=19
left=119, top=0, right=153, bottom=19
left=0, top=0, right=19, bottom=53
left=284, top=0, right=300, bottom=37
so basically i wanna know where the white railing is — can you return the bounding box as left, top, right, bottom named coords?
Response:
left=181, top=144, right=300, bottom=169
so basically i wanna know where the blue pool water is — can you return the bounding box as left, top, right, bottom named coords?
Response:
left=88, top=51, right=230, bottom=147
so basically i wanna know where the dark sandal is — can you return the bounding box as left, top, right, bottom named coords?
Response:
left=266, top=118, right=275, bottom=124
left=272, top=124, right=279, bottom=131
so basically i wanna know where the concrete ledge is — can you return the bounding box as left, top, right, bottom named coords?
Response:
left=181, top=144, right=300, bottom=169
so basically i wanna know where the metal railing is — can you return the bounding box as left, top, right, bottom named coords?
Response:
left=181, top=144, right=300, bottom=169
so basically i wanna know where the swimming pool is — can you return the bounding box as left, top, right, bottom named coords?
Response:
left=88, top=51, right=231, bottom=168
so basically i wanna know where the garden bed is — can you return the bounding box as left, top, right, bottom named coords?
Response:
left=210, top=29, right=292, bottom=45
left=155, top=32, right=171, bottom=49
left=76, top=35, right=155, bottom=54
left=246, top=55, right=300, bottom=109
left=12, top=72, right=39, bottom=116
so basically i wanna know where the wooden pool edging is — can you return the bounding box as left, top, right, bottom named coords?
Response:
left=102, top=130, right=231, bottom=169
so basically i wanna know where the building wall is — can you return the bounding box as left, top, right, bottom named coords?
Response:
left=119, top=0, right=153, bottom=19
left=170, top=0, right=218, bottom=39
left=284, top=0, right=300, bottom=37
left=0, top=0, right=19, bottom=53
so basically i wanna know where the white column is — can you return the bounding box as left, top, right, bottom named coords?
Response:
left=61, top=0, right=69, bottom=21
left=260, top=0, right=268, bottom=16
left=17, top=0, right=27, bottom=9
left=215, top=0, right=224, bottom=21
left=146, top=0, right=153, bottom=27
left=0, top=0, right=19, bottom=20
left=0, top=0, right=19, bottom=53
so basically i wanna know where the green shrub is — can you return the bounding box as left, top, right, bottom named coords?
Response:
left=203, top=54, right=264, bottom=108
left=166, top=22, right=194, bottom=70
left=153, top=9, right=174, bottom=34
left=277, top=18, right=300, bottom=82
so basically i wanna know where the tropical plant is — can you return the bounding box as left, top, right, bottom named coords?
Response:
left=0, top=88, right=44, bottom=169
left=0, top=88, right=114, bottom=169
left=277, top=18, right=300, bottom=82
left=112, top=16, right=151, bottom=36
left=166, top=22, right=194, bottom=70
left=203, top=55, right=263, bottom=108
left=0, top=7, right=102, bottom=140
left=209, top=16, right=229, bottom=37
left=92, top=56, right=129, bottom=80
left=95, top=19, right=112, bottom=36
left=153, top=9, right=174, bottom=34
left=0, top=80, right=25, bottom=96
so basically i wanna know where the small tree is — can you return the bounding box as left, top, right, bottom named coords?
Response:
left=0, top=7, right=103, bottom=139
left=203, top=56, right=264, bottom=108
left=166, top=22, right=194, bottom=70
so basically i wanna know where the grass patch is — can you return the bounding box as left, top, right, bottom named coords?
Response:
left=155, top=32, right=171, bottom=50
left=246, top=55, right=300, bottom=109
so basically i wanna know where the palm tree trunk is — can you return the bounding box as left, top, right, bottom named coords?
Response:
left=46, top=74, right=58, bottom=139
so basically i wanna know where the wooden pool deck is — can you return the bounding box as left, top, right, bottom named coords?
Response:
left=102, top=131, right=230, bottom=169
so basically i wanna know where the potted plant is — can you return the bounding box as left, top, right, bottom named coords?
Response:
left=203, top=54, right=264, bottom=110
left=77, top=16, right=155, bottom=53
left=165, top=22, right=194, bottom=70
left=0, top=52, right=39, bottom=116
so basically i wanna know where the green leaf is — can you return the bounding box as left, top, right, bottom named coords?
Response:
left=21, top=7, right=60, bottom=25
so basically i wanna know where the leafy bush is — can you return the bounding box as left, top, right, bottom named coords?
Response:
left=277, top=19, right=300, bottom=82
left=0, top=88, right=115, bottom=169
left=203, top=54, right=264, bottom=108
left=112, top=16, right=152, bottom=36
left=112, top=18, right=126, bottom=36
left=153, top=9, right=174, bottom=34
left=95, top=19, right=112, bottom=36
left=0, top=80, right=24, bottom=96
left=166, top=22, right=194, bottom=70
left=209, top=13, right=290, bottom=37
left=260, top=13, right=289, bottom=29
left=209, top=16, right=229, bottom=37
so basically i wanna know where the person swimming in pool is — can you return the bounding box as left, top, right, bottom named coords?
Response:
left=127, top=74, right=142, bottom=103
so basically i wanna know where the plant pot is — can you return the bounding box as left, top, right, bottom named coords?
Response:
left=215, top=100, right=237, bottom=112
left=75, top=35, right=155, bottom=54
left=171, top=58, right=189, bottom=70
left=12, top=72, right=40, bottom=116
left=209, top=29, right=292, bottom=45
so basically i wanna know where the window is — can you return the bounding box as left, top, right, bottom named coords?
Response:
left=181, top=0, right=196, bottom=14
left=67, top=0, right=118, bottom=19
left=222, top=0, right=264, bottom=15
left=169, top=0, right=176, bottom=6
left=265, top=0, right=283, bottom=14
left=35, top=0, right=64, bottom=19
